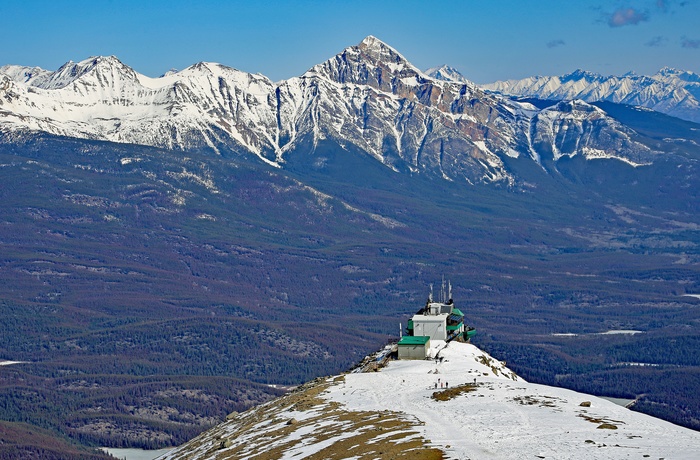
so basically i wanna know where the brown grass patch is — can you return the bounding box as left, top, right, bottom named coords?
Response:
left=512, top=395, right=563, bottom=408
left=431, top=384, right=478, bottom=401
left=166, top=376, right=446, bottom=460
left=578, top=413, right=625, bottom=430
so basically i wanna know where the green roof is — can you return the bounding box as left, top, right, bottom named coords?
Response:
left=398, top=336, right=430, bottom=346
left=451, top=308, right=464, bottom=317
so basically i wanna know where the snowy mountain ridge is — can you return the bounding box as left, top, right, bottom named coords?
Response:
left=159, top=341, right=700, bottom=459
left=1, top=36, right=656, bottom=186
left=481, top=67, right=700, bottom=123
left=425, top=64, right=471, bottom=84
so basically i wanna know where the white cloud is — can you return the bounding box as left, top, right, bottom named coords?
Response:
left=607, top=7, right=649, bottom=27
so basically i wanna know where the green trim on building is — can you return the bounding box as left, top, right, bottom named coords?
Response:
left=398, top=336, right=430, bottom=346
left=446, top=324, right=462, bottom=331
left=451, top=308, right=464, bottom=317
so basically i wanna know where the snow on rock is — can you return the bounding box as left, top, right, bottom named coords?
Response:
left=0, top=64, right=53, bottom=86
left=159, top=341, right=700, bottom=460
left=0, top=37, right=663, bottom=185
left=426, top=64, right=471, bottom=84
left=530, top=100, right=654, bottom=165
left=483, top=68, right=700, bottom=124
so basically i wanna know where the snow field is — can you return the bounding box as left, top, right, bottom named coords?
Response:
left=324, top=341, right=700, bottom=459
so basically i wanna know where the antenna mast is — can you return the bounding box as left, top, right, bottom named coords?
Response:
left=441, top=275, right=446, bottom=303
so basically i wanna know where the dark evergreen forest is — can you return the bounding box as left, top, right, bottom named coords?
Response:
left=1, top=105, right=699, bottom=452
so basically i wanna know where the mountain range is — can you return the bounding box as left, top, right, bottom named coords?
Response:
left=0, top=36, right=671, bottom=186
left=1, top=36, right=700, bottom=456
left=478, top=67, right=700, bottom=124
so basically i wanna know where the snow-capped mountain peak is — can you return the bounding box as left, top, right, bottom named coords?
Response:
left=356, top=34, right=411, bottom=65
left=561, top=68, right=602, bottom=82
left=0, top=64, right=52, bottom=86
left=655, top=66, right=700, bottom=81
left=0, top=38, right=663, bottom=186
left=483, top=67, right=700, bottom=123
left=358, top=34, right=392, bottom=52
left=426, top=64, right=471, bottom=84
left=37, top=55, right=139, bottom=90
left=307, top=35, right=425, bottom=88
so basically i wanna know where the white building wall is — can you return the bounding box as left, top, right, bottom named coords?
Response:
left=411, top=315, right=447, bottom=341
left=398, top=343, right=429, bottom=360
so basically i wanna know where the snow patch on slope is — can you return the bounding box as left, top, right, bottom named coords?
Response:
left=160, top=341, right=700, bottom=460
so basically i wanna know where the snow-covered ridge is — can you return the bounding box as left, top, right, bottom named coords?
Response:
left=426, top=64, right=471, bottom=84
left=482, top=67, right=700, bottom=123
left=160, top=341, right=700, bottom=459
left=0, top=37, right=657, bottom=185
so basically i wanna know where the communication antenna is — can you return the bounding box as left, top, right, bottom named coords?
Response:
left=448, top=280, right=452, bottom=302
left=429, top=283, right=433, bottom=302
left=441, top=275, right=446, bottom=303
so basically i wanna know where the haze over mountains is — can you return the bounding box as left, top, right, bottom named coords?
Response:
left=479, top=67, right=700, bottom=124
left=424, top=64, right=700, bottom=125
left=1, top=36, right=699, bottom=456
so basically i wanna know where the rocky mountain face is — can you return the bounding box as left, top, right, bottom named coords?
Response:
left=482, top=67, right=700, bottom=124
left=1, top=37, right=658, bottom=186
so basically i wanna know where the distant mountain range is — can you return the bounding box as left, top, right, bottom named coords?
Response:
left=0, top=36, right=672, bottom=186
left=475, top=67, right=700, bottom=124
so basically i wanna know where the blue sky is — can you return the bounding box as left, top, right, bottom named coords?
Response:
left=1, top=0, right=698, bottom=83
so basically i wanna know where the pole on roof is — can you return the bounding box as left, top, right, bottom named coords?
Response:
left=441, top=275, right=446, bottom=303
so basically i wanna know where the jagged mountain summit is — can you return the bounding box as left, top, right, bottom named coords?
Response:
left=0, top=36, right=658, bottom=186
left=482, top=68, right=700, bottom=124
left=160, top=341, right=700, bottom=459
left=425, top=64, right=471, bottom=84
